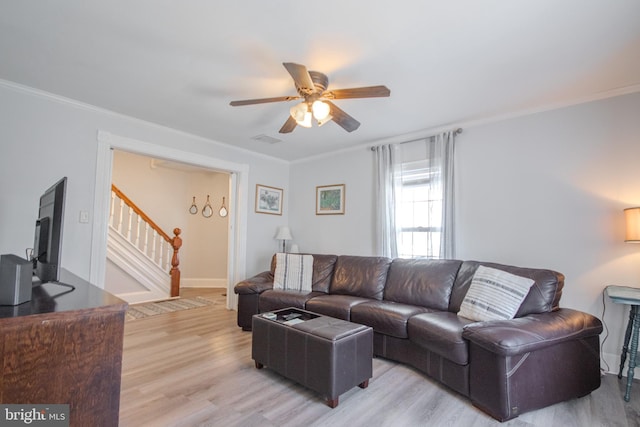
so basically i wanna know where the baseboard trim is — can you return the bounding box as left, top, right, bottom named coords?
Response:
left=181, top=278, right=227, bottom=288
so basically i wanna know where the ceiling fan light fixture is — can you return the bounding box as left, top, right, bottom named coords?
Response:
left=317, top=114, right=333, bottom=127
left=231, top=62, right=390, bottom=134
left=289, top=103, right=308, bottom=122
left=290, top=102, right=312, bottom=127
left=298, top=111, right=313, bottom=128
left=312, top=100, right=331, bottom=121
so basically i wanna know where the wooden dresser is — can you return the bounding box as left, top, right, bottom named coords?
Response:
left=0, top=269, right=127, bottom=427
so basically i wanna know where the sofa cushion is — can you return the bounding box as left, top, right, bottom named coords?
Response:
left=449, top=261, right=564, bottom=316
left=273, top=253, right=313, bottom=292
left=351, top=301, right=432, bottom=338
left=458, top=266, right=534, bottom=322
left=384, top=259, right=462, bottom=310
left=305, top=294, right=372, bottom=320
left=408, top=312, right=476, bottom=365
left=259, top=290, right=325, bottom=313
left=329, top=256, right=392, bottom=300
left=270, top=253, right=338, bottom=293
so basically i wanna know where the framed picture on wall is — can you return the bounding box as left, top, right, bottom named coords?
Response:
left=255, top=184, right=283, bottom=215
left=316, top=184, right=345, bottom=215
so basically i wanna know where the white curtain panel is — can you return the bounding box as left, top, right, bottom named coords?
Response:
left=431, top=131, right=455, bottom=259
left=374, top=144, right=400, bottom=258
left=374, top=131, right=455, bottom=259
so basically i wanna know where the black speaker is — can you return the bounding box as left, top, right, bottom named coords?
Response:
left=0, top=254, right=32, bottom=305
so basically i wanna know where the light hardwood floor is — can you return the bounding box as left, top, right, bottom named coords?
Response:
left=120, top=288, right=639, bottom=427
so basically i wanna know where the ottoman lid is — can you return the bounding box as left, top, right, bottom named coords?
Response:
left=293, top=316, right=370, bottom=341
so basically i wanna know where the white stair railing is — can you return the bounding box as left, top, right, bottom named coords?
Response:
left=109, top=184, right=182, bottom=296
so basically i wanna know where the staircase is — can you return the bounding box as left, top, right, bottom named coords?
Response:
left=107, top=184, right=182, bottom=303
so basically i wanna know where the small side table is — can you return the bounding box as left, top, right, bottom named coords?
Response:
left=606, top=285, right=640, bottom=402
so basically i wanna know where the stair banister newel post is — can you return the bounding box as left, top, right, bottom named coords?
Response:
left=170, top=228, right=182, bottom=297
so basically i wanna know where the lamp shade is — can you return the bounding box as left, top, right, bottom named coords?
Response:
left=312, top=100, right=331, bottom=121
left=274, top=226, right=293, bottom=241
left=290, top=103, right=312, bottom=128
left=290, top=103, right=307, bottom=121
left=298, top=111, right=312, bottom=128
left=317, top=114, right=333, bottom=127
left=624, top=207, right=640, bottom=242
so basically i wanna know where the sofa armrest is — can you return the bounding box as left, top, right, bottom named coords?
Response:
left=233, top=271, right=274, bottom=295
left=461, top=308, right=602, bottom=356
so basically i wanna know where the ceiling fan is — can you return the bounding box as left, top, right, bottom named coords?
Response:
left=229, top=62, right=390, bottom=134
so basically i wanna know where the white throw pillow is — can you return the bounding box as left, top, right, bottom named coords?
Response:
left=458, top=265, right=534, bottom=322
left=273, top=253, right=313, bottom=292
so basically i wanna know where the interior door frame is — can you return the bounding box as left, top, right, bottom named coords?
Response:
left=91, top=130, right=248, bottom=310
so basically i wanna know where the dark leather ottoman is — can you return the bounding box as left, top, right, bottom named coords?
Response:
left=252, top=307, right=373, bottom=408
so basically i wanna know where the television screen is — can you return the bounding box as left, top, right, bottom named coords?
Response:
left=33, top=177, right=67, bottom=283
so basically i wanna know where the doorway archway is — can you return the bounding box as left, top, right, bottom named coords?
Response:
left=90, top=130, right=248, bottom=310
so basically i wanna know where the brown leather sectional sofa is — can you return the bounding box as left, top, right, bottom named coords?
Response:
left=234, top=254, right=602, bottom=421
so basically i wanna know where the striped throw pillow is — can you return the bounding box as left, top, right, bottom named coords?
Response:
left=458, top=266, right=534, bottom=322
left=273, top=253, right=313, bottom=292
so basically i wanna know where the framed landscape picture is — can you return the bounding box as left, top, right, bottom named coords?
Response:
left=316, top=184, right=345, bottom=215
left=256, top=184, right=283, bottom=215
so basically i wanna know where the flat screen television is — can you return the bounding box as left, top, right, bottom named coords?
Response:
left=33, top=177, right=67, bottom=283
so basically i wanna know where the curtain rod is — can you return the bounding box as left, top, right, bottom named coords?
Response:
left=370, top=128, right=463, bottom=151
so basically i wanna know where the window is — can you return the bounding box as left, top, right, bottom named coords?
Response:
left=397, top=160, right=442, bottom=259
left=374, top=131, right=455, bottom=260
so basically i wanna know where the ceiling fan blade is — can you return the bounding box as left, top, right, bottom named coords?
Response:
left=326, top=101, right=360, bottom=132
left=230, top=96, right=298, bottom=106
left=282, top=62, right=315, bottom=95
left=324, top=85, right=390, bottom=100
left=279, top=116, right=297, bottom=134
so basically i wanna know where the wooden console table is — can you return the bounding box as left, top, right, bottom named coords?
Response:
left=0, top=269, right=127, bottom=426
left=606, top=285, right=640, bottom=402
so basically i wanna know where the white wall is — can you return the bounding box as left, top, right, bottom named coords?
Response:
left=289, top=151, right=377, bottom=256
left=183, top=170, right=229, bottom=283
left=0, top=81, right=289, bottom=288
left=289, top=91, right=640, bottom=372
left=105, top=261, right=148, bottom=294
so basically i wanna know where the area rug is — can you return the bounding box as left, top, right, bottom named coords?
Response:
left=125, top=296, right=214, bottom=321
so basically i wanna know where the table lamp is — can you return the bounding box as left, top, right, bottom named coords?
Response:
left=274, top=226, right=293, bottom=252
left=624, top=207, right=640, bottom=242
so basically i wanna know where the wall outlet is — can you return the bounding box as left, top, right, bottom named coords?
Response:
left=79, top=210, right=90, bottom=223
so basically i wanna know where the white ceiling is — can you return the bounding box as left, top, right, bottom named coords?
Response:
left=1, top=1, right=639, bottom=161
